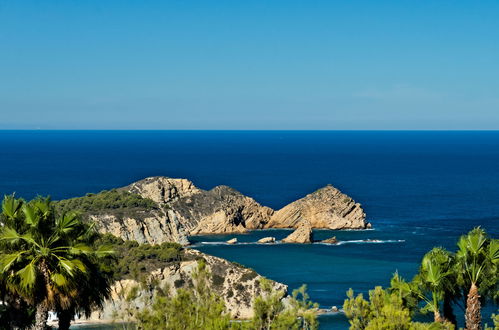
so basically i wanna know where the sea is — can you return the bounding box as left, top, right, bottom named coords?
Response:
left=0, top=130, right=498, bottom=329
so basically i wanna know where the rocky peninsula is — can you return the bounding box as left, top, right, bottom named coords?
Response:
left=59, top=176, right=370, bottom=245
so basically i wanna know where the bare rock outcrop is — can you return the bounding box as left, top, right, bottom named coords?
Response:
left=257, top=237, right=276, bottom=244
left=320, top=236, right=338, bottom=244
left=90, top=209, right=189, bottom=246
left=266, top=185, right=368, bottom=230
left=126, top=178, right=273, bottom=235
left=71, top=177, right=369, bottom=245
left=89, top=249, right=287, bottom=321
left=282, top=221, right=313, bottom=243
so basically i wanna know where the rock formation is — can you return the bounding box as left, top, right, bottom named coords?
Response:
left=320, top=236, right=338, bottom=244
left=71, top=176, right=369, bottom=245
left=88, top=249, right=287, bottom=321
left=266, top=185, right=368, bottom=230
left=282, top=221, right=313, bottom=243
left=257, top=237, right=276, bottom=244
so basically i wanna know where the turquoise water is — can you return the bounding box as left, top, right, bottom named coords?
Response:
left=1, top=130, right=498, bottom=329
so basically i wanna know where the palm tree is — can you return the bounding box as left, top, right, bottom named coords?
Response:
left=0, top=195, right=112, bottom=330
left=56, top=258, right=113, bottom=330
left=412, top=247, right=454, bottom=323
left=455, top=227, right=498, bottom=330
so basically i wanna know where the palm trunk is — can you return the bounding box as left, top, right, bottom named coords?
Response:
left=434, top=309, right=443, bottom=323
left=465, top=283, right=481, bottom=330
left=32, top=302, right=49, bottom=330
left=432, top=292, right=443, bottom=323
left=32, top=259, right=51, bottom=330
left=58, top=309, right=73, bottom=330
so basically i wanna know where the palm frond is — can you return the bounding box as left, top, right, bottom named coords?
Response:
left=22, top=204, right=38, bottom=227
left=0, top=226, right=23, bottom=244
left=0, top=251, right=26, bottom=272
left=1, top=194, right=23, bottom=220
left=16, top=262, right=37, bottom=289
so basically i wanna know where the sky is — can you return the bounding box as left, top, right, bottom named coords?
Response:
left=1, top=0, right=499, bottom=130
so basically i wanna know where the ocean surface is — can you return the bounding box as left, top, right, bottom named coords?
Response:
left=1, top=130, right=498, bottom=329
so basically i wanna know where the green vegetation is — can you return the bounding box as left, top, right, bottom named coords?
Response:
left=250, top=278, right=318, bottom=330
left=123, top=261, right=319, bottom=330
left=343, top=227, right=498, bottom=330
left=54, top=189, right=158, bottom=218
left=135, top=260, right=231, bottom=329
left=95, top=233, right=183, bottom=282
left=0, top=195, right=113, bottom=330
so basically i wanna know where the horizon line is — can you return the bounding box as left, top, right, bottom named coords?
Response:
left=1, top=129, right=499, bottom=132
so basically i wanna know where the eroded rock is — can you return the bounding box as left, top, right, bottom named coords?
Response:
left=88, top=249, right=287, bottom=321
left=282, top=221, right=313, bottom=243
left=257, top=237, right=276, bottom=244
left=320, top=236, right=338, bottom=244
left=267, top=185, right=368, bottom=230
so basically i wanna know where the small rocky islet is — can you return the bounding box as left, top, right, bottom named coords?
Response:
left=56, top=176, right=370, bottom=321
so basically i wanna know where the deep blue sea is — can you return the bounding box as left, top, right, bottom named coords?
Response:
left=1, top=130, right=498, bottom=329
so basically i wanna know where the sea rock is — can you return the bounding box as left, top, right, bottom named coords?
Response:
left=321, top=236, right=338, bottom=244
left=88, top=249, right=287, bottom=321
left=282, top=221, right=313, bottom=243
left=227, top=238, right=238, bottom=244
left=266, top=184, right=369, bottom=230
left=257, top=236, right=276, bottom=244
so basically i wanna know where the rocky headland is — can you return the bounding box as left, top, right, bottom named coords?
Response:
left=89, top=249, right=286, bottom=321
left=65, top=176, right=369, bottom=245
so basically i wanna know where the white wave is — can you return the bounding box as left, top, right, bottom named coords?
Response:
left=190, top=241, right=284, bottom=247
left=334, top=239, right=405, bottom=245
left=191, top=239, right=404, bottom=247
left=336, top=228, right=376, bottom=232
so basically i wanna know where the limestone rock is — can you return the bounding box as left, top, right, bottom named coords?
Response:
left=227, top=238, right=238, bottom=244
left=127, top=178, right=273, bottom=235
left=267, top=185, right=368, bottom=230
left=90, top=209, right=189, bottom=246
left=321, top=236, right=338, bottom=244
left=282, top=221, right=313, bottom=243
left=71, top=177, right=370, bottom=245
left=125, top=176, right=201, bottom=204
left=257, top=236, right=276, bottom=244
left=88, top=249, right=287, bottom=321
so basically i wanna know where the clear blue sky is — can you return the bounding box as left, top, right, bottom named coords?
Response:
left=1, top=0, right=499, bottom=129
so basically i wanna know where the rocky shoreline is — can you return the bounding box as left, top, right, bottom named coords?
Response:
left=78, top=176, right=370, bottom=245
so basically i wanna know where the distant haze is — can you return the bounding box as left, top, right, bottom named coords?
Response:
left=1, top=1, right=499, bottom=129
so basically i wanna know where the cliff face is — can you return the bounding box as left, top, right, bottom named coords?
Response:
left=89, top=209, right=189, bottom=246
left=124, top=177, right=274, bottom=235
left=84, top=177, right=369, bottom=244
left=266, top=185, right=368, bottom=230
left=90, top=249, right=287, bottom=320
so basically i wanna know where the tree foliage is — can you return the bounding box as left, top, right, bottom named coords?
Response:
left=54, top=189, right=158, bottom=216
left=95, top=233, right=183, bottom=282
left=129, top=261, right=319, bottom=330
left=0, top=195, right=113, bottom=330
left=344, top=227, right=498, bottom=330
